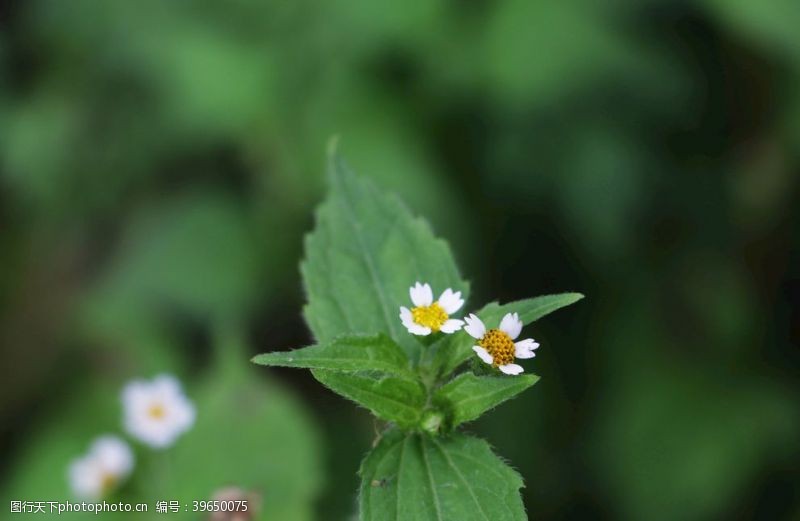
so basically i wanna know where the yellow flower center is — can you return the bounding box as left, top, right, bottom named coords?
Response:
left=100, top=472, right=117, bottom=494
left=148, top=403, right=166, bottom=420
left=479, top=329, right=515, bottom=366
left=411, top=303, right=448, bottom=331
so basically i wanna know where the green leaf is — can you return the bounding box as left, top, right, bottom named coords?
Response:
left=433, top=373, right=539, bottom=429
left=252, top=334, right=412, bottom=377
left=433, top=292, right=583, bottom=376
left=301, top=147, right=469, bottom=360
left=485, top=292, right=584, bottom=325
left=359, top=430, right=526, bottom=521
left=312, top=370, right=426, bottom=429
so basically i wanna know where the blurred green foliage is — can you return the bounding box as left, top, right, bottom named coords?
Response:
left=1, top=0, right=799, bottom=520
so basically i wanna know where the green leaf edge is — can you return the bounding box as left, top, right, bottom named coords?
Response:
left=433, top=373, right=539, bottom=430
left=251, top=333, right=413, bottom=377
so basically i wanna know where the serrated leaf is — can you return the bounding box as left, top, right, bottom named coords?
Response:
left=433, top=373, right=539, bottom=429
left=312, top=370, right=426, bottom=429
left=252, top=334, right=411, bottom=377
left=433, top=292, right=583, bottom=376
left=485, top=292, right=584, bottom=325
left=301, top=149, right=469, bottom=361
left=359, top=430, right=526, bottom=521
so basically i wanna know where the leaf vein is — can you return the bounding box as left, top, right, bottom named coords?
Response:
left=420, top=436, right=444, bottom=521
left=333, top=173, right=400, bottom=344
left=431, top=437, right=491, bottom=521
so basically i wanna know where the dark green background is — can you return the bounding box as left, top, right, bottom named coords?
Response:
left=1, top=1, right=798, bottom=519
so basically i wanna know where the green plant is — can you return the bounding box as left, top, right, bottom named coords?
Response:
left=253, top=145, right=582, bottom=520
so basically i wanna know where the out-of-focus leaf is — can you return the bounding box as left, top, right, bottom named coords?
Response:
left=359, top=430, right=526, bottom=520
left=158, top=369, right=323, bottom=521
left=557, top=129, right=646, bottom=259
left=1, top=96, right=81, bottom=207
left=320, top=0, right=444, bottom=54
left=252, top=334, right=412, bottom=377
left=153, top=27, right=276, bottom=134
left=88, top=193, right=258, bottom=320
left=433, top=373, right=539, bottom=429
left=302, top=148, right=468, bottom=361
left=483, top=0, right=643, bottom=106
left=433, top=293, right=583, bottom=376
left=596, top=366, right=799, bottom=521
left=312, top=370, right=425, bottom=429
left=1, top=368, right=323, bottom=521
left=593, top=302, right=800, bottom=521
left=0, top=382, right=132, bottom=520
left=705, top=0, right=800, bottom=63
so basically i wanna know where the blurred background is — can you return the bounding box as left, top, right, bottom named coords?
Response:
left=1, top=0, right=798, bottom=519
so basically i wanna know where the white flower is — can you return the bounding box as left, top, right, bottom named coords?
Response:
left=122, top=374, right=195, bottom=449
left=399, top=282, right=465, bottom=335
left=465, top=312, right=539, bottom=375
left=68, top=436, right=133, bottom=500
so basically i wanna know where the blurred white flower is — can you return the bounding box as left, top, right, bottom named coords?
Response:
left=122, top=374, right=195, bottom=449
left=68, top=435, right=133, bottom=500
left=399, top=282, right=464, bottom=335
left=465, top=312, right=539, bottom=375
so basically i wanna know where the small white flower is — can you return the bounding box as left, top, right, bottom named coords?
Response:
left=122, top=374, right=195, bottom=449
left=399, top=282, right=465, bottom=335
left=68, top=436, right=133, bottom=500
left=465, top=312, right=539, bottom=375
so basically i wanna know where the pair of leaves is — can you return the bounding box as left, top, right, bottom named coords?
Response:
left=253, top=334, right=539, bottom=431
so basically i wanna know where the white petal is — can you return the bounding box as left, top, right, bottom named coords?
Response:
left=499, top=312, right=523, bottom=340
left=91, top=436, right=133, bottom=476
left=419, top=283, right=434, bottom=306
left=410, top=282, right=434, bottom=307
left=472, top=346, right=494, bottom=365
left=170, top=395, right=196, bottom=432
left=439, top=319, right=464, bottom=334
left=69, top=457, right=102, bottom=500
left=463, top=314, right=486, bottom=339
left=499, top=363, right=524, bottom=375
left=399, top=306, right=414, bottom=327
left=152, top=374, right=181, bottom=396
left=437, top=288, right=464, bottom=314
left=515, top=338, right=539, bottom=359
left=400, top=306, right=431, bottom=335
left=121, top=380, right=147, bottom=409
left=409, top=324, right=432, bottom=336
left=409, top=283, right=424, bottom=307
left=405, top=320, right=430, bottom=335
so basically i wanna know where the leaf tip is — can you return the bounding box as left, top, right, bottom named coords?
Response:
left=521, top=373, right=540, bottom=386
left=568, top=292, right=585, bottom=303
